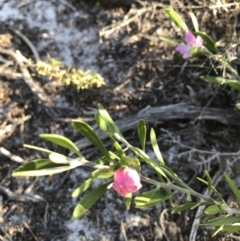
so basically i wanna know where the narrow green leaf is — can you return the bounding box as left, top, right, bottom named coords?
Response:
left=224, top=172, right=240, bottom=208
left=98, top=104, right=122, bottom=136
left=218, top=58, right=239, bottom=77
left=172, top=202, right=199, bottom=214
left=221, top=223, right=240, bottom=234
left=39, top=134, right=80, bottom=154
left=24, top=144, right=53, bottom=154
left=124, top=193, right=132, bottom=210
left=72, top=181, right=112, bottom=219
left=135, top=189, right=172, bottom=208
left=204, top=204, right=221, bottom=215
left=137, top=119, right=146, bottom=151
left=205, top=170, right=212, bottom=194
left=72, top=120, right=109, bottom=157
left=131, top=146, right=166, bottom=178
left=196, top=31, right=218, bottom=54
left=72, top=176, right=96, bottom=198
left=190, top=12, right=199, bottom=32
left=236, top=103, right=240, bottom=110
left=186, top=191, right=192, bottom=202
left=164, top=8, right=188, bottom=31
left=201, top=216, right=240, bottom=226
left=201, top=76, right=240, bottom=91
left=150, top=128, right=165, bottom=165
left=160, top=36, right=183, bottom=44
left=197, top=177, right=224, bottom=201
left=12, top=159, right=70, bottom=176
left=113, top=141, right=124, bottom=154
left=49, top=153, right=70, bottom=164
left=211, top=226, right=223, bottom=237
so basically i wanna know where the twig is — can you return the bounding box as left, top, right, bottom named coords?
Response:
left=0, top=48, right=53, bottom=107
left=23, top=221, right=39, bottom=241
left=0, top=147, right=25, bottom=163
left=0, top=115, right=31, bottom=137
left=13, top=29, right=40, bottom=63
left=189, top=170, right=222, bottom=241
left=120, top=222, right=129, bottom=241
left=159, top=209, right=170, bottom=241
left=0, top=185, right=49, bottom=226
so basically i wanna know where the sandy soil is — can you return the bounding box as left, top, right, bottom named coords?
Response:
left=1, top=0, right=240, bottom=240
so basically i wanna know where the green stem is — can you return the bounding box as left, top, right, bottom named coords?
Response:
left=140, top=174, right=217, bottom=204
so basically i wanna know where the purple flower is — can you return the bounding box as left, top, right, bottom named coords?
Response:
left=176, top=32, right=203, bottom=59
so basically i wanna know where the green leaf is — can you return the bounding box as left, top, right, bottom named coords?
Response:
left=190, top=12, right=199, bottom=32
left=98, top=103, right=122, bottom=136
left=197, top=177, right=224, bottom=201
left=124, top=156, right=141, bottom=173
left=130, top=146, right=167, bottom=178
left=236, top=103, right=240, bottom=110
left=72, top=181, right=112, bottom=219
left=164, top=8, right=188, bottom=31
left=186, top=191, right=192, bottom=202
left=211, top=226, right=223, bottom=237
left=150, top=128, right=165, bottom=165
left=201, top=76, right=240, bottom=91
left=72, top=120, right=109, bottom=157
left=49, top=153, right=71, bottom=164
left=221, top=223, right=240, bottom=234
left=39, top=134, right=80, bottom=155
left=218, top=57, right=239, bottom=77
left=23, top=144, right=53, bottom=154
left=113, top=140, right=124, bottom=154
left=224, top=172, right=240, bottom=208
left=201, top=216, right=240, bottom=226
left=137, top=119, right=146, bottom=151
left=172, top=202, right=199, bottom=214
left=135, top=188, right=172, bottom=208
left=12, top=159, right=71, bottom=176
left=205, top=170, right=212, bottom=194
left=204, top=204, right=221, bottom=215
left=196, top=31, right=218, bottom=54
left=160, top=36, right=183, bottom=44
left=72, top=176, right=96, bottom=198
left=124, top=193, right=132, bottom=210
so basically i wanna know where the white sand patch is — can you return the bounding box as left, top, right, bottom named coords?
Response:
left=0, top=0, right=101, bottom=69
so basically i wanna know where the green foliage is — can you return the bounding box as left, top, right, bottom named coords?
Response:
left=201, top=76, right=240, bottom=91
left=224, top=173, right=240, bottom=208
left=172, top=202, right=200, bottom=214
left=72, top=119, right=109, bottom=158
left=135, top=188, right=172, bottom=208
left=164, top=8, right=188, bottom=32
left=39, top=134, right=81, bottom=155
left=150, top=128, right=164, bottom=165
left=137, top=119, right=146, bottom=151
left=196, top=31, right=218, bottom=54
left=204, top=204, right=221, bottom=215
left=72, top=181, right=112, bottom=219
left=28, top=57, right=105, bottom=90
left=12, top=158, right=72, bottom=176
left=12, top=103, right=240, bottom=237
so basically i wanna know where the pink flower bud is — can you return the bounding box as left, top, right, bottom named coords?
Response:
left=113, top=168, right=142, bottom=197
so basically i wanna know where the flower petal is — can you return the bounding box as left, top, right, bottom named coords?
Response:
left=184, top=32, right=196, bottom=46
left=195, top=36, right=203, bottom=46
left=176, top=45, right=191, bottom=55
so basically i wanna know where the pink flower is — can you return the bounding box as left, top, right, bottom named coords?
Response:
left=176, top=32, right=203, bottom=59
left=113, top=168, right=142, bottom=197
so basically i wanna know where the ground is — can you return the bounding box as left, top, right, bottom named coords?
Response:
left=1, top=0, right=240, bottom=240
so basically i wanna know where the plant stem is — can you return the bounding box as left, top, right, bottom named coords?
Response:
left=140, top=174, right=218, bottom=204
